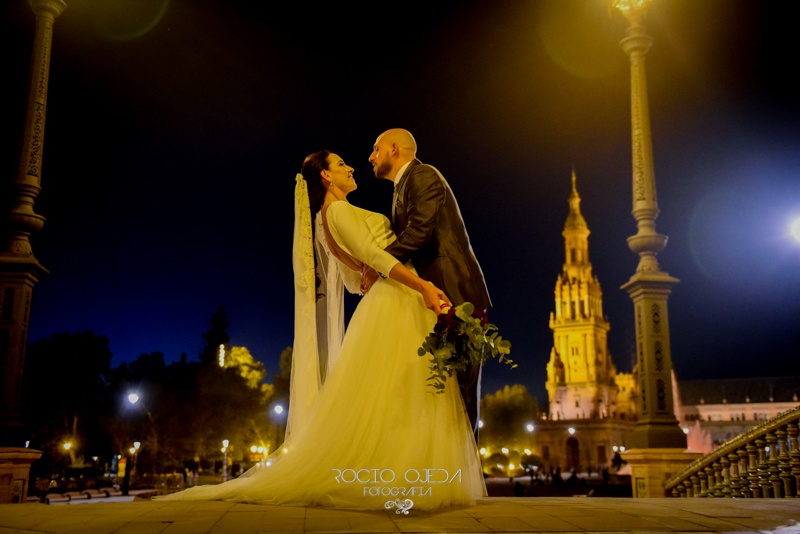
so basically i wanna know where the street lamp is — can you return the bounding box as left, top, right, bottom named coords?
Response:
left=125, top=392, right=158, bottom=465
left=221, top=439, right=229, bottom=481
left=612, top=0, right=686, bottom=451
left=62, top=440, right=75, bottom=466
left=132, top=441, right=141, bottom=476
left=271, top=404, right=286, bottom=453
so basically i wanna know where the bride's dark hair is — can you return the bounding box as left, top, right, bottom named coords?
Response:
left=300, top=150, right=331, bottom=217
left=300, top=150, right=332, bottom=300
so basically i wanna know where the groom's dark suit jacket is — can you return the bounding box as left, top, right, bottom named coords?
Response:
left=385, top=159, right=490, bottom=437
left=385, top=159, right=491, bottom=310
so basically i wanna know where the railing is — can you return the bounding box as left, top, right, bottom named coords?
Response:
left=665, top=405, right=800, bottom=497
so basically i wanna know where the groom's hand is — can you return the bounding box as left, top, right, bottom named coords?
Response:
left=361, top=266, right=379, bottom=295
left=421, top=283, right=451, bottom=314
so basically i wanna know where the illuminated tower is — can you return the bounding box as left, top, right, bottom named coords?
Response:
left=546, top=171, right=624, bottom=421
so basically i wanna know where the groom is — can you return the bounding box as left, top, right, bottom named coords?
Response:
left=365, top=128, right=491, bottom=441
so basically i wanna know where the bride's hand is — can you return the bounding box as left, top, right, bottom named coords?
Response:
left=361, top=266, right=379, bottom=295
left=422, top=283, right=451, bottom=314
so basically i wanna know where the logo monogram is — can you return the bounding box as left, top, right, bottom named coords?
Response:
left=384, top=498, right=414, bottom=514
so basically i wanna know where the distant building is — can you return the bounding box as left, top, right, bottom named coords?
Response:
left=522, top=171, right=800, bottom=473
left=534, top=170, right=637, bottom=471
left=675, top=377, right=800, bottom=452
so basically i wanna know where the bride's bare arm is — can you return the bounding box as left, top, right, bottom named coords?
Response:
left=387, top=263, right=451, bottom=313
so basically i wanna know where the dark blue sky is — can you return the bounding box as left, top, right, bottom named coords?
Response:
left=3, top=1, right=799, bottom=404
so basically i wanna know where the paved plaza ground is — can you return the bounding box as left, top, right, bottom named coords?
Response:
left=1, top=495, right=800, bottom=533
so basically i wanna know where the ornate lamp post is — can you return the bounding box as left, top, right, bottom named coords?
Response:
left=132, top=441, right=141, bottom=476
left=126, top=393, right=158, bottom=473
left=221, top=439, right=229, bottom=481
left=271, top=404, right=285, bottom=453
left=0, top=0, right=66, bottom=504
left=611, top=0, right=701, bottom=496
left=121, top=446, right=134, bottom=496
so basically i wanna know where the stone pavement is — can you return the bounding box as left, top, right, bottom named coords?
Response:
left=1, top=497, right=800, bottom=534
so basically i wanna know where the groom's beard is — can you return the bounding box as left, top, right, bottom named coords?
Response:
left=373, top=159, right=392, bottom=180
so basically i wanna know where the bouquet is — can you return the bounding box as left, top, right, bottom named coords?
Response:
left=417, top=302, right=514, bottom=394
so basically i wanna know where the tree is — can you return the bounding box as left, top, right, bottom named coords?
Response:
left=22, top=331, right=113, bottom=477
left=193, top=365, right=270, bottom=468
left=127, top=351, right=168, bottom=383
left=109, top=352, right=170, bottom=475
left=199, top=305, right=230, bottom=365
left=480, top=384, right=539, bottom=452
left=222, top=346, right=269, bottom=392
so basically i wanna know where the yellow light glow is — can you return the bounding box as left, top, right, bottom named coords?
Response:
left=63, top=442, right=71, bottom=450
left=501, top=447, right=509, bottom=454
left=613, top=0, right=649, bottom=12
left=524, top=448, right=531, bottom=455
left=250, top=445, right=257, bottom=453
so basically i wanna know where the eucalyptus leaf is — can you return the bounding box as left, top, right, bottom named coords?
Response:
left=418, top=302, right=514, bottom=394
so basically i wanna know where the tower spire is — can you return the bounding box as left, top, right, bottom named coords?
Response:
left=547, top=170, right=627, bottom=421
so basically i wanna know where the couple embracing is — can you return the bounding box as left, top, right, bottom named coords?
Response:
left=157, top=128, right=491, bottom=511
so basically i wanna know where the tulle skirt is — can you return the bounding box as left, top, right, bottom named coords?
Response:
left=155, top=275, right=486, bottom=510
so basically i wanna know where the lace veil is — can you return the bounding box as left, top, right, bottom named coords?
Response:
left=288, top=174, right=322, bottom=442
left=288, top=174, right=357, bottom=443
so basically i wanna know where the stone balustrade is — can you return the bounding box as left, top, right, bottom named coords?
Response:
left=665, top=405, right=800, bottom=497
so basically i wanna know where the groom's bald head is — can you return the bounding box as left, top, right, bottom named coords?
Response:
left=382, top=128, right=417, bottom=155
left=369, top=128, right=417, bottom=181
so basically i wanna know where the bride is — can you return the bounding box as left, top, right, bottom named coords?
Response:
left=155, top=150, right=486, bottom=510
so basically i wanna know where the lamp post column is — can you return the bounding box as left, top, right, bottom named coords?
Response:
left=221, top=440, right=229, bottom=482
left=614, top=0, right=685, bottom=450
left=0, top=0, right=66, bottom=504
left=1, top=0, right=65, bottom=446
left=612, top=0, right=700, bottom=497
left=121, top=449, right=132, bottom=496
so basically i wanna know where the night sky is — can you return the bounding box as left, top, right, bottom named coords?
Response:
left=3, top=1, right=799, bottom=405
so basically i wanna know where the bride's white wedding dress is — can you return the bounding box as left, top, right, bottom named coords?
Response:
left=155, top=201, right=486, bottom=510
